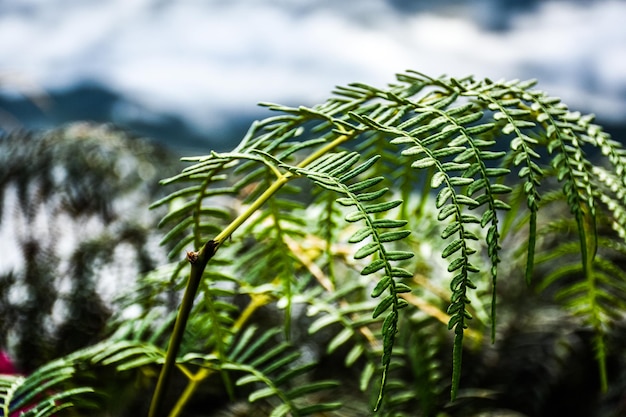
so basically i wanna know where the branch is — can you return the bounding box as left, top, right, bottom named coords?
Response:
left=148, top=240, right=218, bottom=417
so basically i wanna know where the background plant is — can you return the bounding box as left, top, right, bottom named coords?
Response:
left=1, top=70, right=626, bottom=417
left=0, top=123, right=178, bottom=372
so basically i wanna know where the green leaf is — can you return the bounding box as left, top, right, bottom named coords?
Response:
left=438, top=204, right=457, bottom=221
left=381, top=310, right=398, bottom=336
left=441, top=222, right=461, bottom=239
left=454, top=148, right=476, bottom=163
left=449, top=177, right=474, bottom=186
left=441, top=162, right=471, bottom=171
left=411, top=157, right=436, bottom=169
left=401, top=145, right=426, bottom=157
left=465, top=122, right=495, bottom=135
left=385, top=251, right=414, bottom=261
left=362, top=259, right=387, bottom=275
left=347, top=177, right=385, bottom=193
left=338, top=155, right=381, bottom=182
left=356, top=188, right=389, bottom=202
left=431, top=171, right=447, bottom=188
left=390, top=267, right=413, bottom=278
left=355, top=242, right=379, bottom=259
left=364, top=200, right=403, bottom=214
left=447, top=257, right=466, bottom=272
left=436, top=188, right=453, bottom=209
left=249, top=387, right=276, bottom=402
left=349, top=227, right=374, bottom=243
left=345, top=211, right=366, bottom=223
left=373, top=295, right=394, bottom=318
left=456, top=195, right=479, bottom=207
left=432, top=146, right=466, bottom=158
left=360, top=362, right=376, bottom=391
left=236, top=374, right=264, bottom=386
left=309, top=312, right=340, bottom=334
left=336, top=197, right=356, bottom=207
left=345, top=344, right=365, bottom=366
left=442, top=239, right=464, bottom=258
left=371, top=276, right=392, bottom=297
left=395, top=282, right=412, bottom=293
left=372, top=219, right=408, bottom=228
left=378, top=230, right=411, bottom=242
left=270, top=403, right=291, bottom=417
left=328, top=328, right=355, bottom=353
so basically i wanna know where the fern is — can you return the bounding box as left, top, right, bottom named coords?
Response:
left=140, top=70, right=626, bottom=412
left=280, top=152, right=412, bottom=408
left=534, top=206, right=626, bottom=391
left=236, top=183, right=310, bottom=337
left=2, top=67, right=626, bottom=415
left=221, top=326, right=342, bottom=416
left=0, top=340, right=163, bottom=417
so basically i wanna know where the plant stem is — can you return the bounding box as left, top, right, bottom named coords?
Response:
left=166, top=293, right=271, bottom=417
left=148, top=240, right=218, bottom=417
left=213, top=130, right=354, bottom=247
left=148, top=131, right=354, bottom=417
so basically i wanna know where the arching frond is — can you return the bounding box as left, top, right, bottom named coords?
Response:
left=221, top=326, right=342, bottom=416
left=150, top=70, right=626, bottom=411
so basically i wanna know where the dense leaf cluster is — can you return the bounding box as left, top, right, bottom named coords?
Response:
left=2, top=71, right=626, bottom=416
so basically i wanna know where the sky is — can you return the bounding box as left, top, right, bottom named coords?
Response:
left=1, top=0, right=625, bottom=148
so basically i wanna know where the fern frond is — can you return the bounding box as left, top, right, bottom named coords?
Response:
left=350, top=103, right=508, bottom=398
left=152, top=69, right=626, bottom=410
left=0, top=339, right=166, bottom=417
left=535, top=225, right=626, bottom=392
left=233, top=183, right=312, bottom=336
left=312, top=188, right=345, bottom=288
left=593, top=166, right=626, bottom=240
left=305, top=279, right=380, bottom=378
left=223, top=326, right=342, bottom=416
left=373, top=318, right=448, bottom=417
left=1, top=365, right=91, bottom=417
left=277, top=153, right=414, bottom=409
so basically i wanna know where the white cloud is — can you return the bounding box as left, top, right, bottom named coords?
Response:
left=0, top=0, right=625, bottom=134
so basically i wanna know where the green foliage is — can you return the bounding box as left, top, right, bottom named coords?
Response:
left=148, top=70, right=626, bottom=413
left=2, top=70, right=626, bottom=416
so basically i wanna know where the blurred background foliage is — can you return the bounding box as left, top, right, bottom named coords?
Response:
left=0, top=123, right=181, bottom=372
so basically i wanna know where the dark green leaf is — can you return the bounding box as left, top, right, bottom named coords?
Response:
left=385, top=251, right=414, bottom=261
left=338, top=155, right=380, bottom=181
left=378, top=230, right=411, bottom=242
left=371, top=276, right=392, bottom=297
left=349, top=227, right=373, bottom=243
left=347, top=177, right=385, bottom=193
left=436, top=187, right=453, bottom=209
left=364, top=200, right=403, bottom=214
left=356, top=188, right=388, bottom=202
left=372, top=219, right=408, bottom=228
left=354, top=242, right=379, bottom=259
left=362, top=259, right=387, bottom=275
left=373, top=295, right=394, bottom=318
left=438, top=204, right=457, bottom=221
left=390, top=267, right=413, bottom=278
left=442, top=239, right=464, bottom=258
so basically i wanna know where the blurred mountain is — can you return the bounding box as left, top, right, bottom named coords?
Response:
left=0, top=83, right=259, bottom=153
